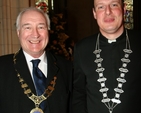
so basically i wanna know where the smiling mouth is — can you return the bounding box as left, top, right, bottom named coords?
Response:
left=29, top=40, right=40, bottom=44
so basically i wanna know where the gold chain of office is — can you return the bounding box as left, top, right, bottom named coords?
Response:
left=13, top=50, right=57, bottom=113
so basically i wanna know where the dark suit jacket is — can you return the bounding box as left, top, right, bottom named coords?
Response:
left=0, top=49, right=72, bottom=113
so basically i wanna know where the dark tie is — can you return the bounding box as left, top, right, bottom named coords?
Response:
left=31, top=59, right=46, bottom=110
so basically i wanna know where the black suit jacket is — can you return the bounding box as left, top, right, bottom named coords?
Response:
left=0, top=49, right=72, bottom=113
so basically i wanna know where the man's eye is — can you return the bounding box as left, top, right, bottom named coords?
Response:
left=97, top=5, right=105, bottom=10
left=25, top=27, right=31, bottom=30
left=111, top=3, right=118, bottom=7
left=38, top=26, right=46, bottom=30
left=98, top=6, right=103, bottom=9
left=39, top=27, right=44, bottom=29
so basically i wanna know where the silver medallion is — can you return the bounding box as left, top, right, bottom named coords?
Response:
left=30, top=107, right=44, bottom=113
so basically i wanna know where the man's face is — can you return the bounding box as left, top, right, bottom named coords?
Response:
left=93, top=0, right=125, bottom=34
left=17, top=10, right=49, bottom=58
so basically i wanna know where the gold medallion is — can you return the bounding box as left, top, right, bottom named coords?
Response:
left=30, top=107, right=44, bottom=113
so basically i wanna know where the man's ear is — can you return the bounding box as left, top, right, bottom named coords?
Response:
left=17, top=30, right=19, bottom=37
left=123, top=3, right=127, bottom=15
left=92, top=8, right=97, bottom=19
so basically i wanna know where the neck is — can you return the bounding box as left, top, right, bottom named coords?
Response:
left=99, top=27, right=124, bottom=40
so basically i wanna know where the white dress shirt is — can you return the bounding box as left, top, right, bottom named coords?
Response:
left=23, top=51, right=48, bottom=81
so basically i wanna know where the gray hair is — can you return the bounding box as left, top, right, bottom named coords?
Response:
left=16, top=7, right=50, bottom=30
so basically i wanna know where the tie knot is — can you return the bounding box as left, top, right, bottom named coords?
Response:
left=31, top=59, right=41, bottom=68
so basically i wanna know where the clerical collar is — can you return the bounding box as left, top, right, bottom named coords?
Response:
left=108, top=39, right=116, bottom=43
left=99, top=30, right=126, bottom=44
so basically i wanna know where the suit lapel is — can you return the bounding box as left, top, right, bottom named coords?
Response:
left=43, top=51, right=59, bottom=112
left=46, top=51, right=59, bottom=86
left=14, top=49, right=36, bottom=94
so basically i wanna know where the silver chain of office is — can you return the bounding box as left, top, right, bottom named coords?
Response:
left=93, top=30, right=132, bottom=113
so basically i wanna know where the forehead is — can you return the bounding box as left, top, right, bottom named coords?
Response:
left=94, top=0, right=122, bottom=4
left=21, top=10, right=46, bottom=24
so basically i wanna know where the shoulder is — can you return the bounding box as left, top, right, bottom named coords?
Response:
left=77, top=34, right=98, bottom=45
left=47, top=51, right=72, bottom=66
left=127, top=29, right=141, bottom=41
left=74, top=34, right=98, bottom=54
left=75, top=34, right=98, bottom=49
left=0, top=54, right=14, bottom=63
left=0, top=54, right=14, bottom=71
left=126, top=29, right=141, bottom=51
left=127, top=29, right=141, bottom=36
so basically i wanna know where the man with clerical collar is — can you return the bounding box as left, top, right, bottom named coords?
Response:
left=72, top=0, right=141, bottom=113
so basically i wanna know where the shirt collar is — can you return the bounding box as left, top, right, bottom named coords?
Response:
left=99, top=30, right=126, bottom=44
left=23, top=51, right=47, bottom=64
